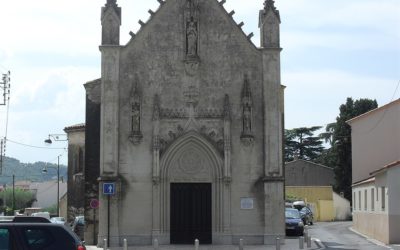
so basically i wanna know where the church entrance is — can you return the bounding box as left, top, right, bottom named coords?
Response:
left=170, top=183, right=212, bottom=244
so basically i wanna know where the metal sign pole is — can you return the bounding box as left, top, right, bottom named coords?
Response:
left=103, top=182, right=115, bottom=248
left=107, top=194, right=110, bottom=248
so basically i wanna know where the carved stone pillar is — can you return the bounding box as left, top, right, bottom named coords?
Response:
left=100, top=47, right=120, bottom=176
left=152, top=95, right=161, bottom=239
left=223, top=95, right=232, bottom=238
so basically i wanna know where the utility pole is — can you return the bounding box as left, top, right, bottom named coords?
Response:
left=0, top=138, right=3, bottom=174
left=12, top=174, right=15, bottom=214
left=57, top=155, right=60, bottom=217
left=0, top=71, right=10, bottom=106
left=0, top=70, right=10, bottom=174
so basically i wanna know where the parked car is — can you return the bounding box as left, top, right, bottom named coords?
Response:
left=285, top=208, right=304, bottom=236
left=50, top=216, right=67, bottom=225
left=300, top=206, right=314, bottom=225
left=71, top=216, right=85, bottom=241
left=31, top=212, right=51, bottom=220
left=0, top=216, right=86, bottom=250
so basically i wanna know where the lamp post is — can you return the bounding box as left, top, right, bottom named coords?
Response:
left=43, top=133, right=67, bottom=217
left=42, top=155, right=61, bottom=217
left=44, top=134, right=68, bottom=144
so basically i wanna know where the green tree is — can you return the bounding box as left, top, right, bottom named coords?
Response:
left=316, top=123, right=337, bottom=168
left=328, top=98, right=378, bottom=201
left=285, top=126, right=325, bottom=162
left=1, top=188, right=36, bottom=212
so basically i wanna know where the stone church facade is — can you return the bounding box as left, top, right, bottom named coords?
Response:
left=84, top=0, right=285, bottom=247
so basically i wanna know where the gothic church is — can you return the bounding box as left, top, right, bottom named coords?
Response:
left=84, top=0, right=285, bottom=246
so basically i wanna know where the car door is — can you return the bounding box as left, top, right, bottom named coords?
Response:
left=0, top=226, right=26, bottom=250
left=20, top=225, right=78, bottom=250
left=21, top=227, right=56, bottom=250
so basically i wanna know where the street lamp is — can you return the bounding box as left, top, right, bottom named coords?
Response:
left=44, top=134, right=68, bottom=144
left=42, top=155, right=61, bottom=217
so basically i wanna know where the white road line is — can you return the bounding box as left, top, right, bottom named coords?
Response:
left=312, top=238, right=326, bottom=249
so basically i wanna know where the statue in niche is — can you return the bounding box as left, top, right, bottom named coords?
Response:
left=243, top=104, right=252, bottom=133
left=131, top=102, right=140, bottom=132
left=186, top=17, right=198, bottom=57
left=241, top=75, right=254, bottom=145
left=129, top=82, right=143, bottom=144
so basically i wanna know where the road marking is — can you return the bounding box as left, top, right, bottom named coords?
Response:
left=312, top=238, right=326, bottom=249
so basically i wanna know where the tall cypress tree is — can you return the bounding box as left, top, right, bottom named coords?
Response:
left=331, top=98, right=378, bottom=201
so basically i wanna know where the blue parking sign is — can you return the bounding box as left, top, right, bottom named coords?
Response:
left=103, top=183, right=115, bottom=195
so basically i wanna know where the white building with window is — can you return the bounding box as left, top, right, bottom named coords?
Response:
left=348, top=99, right=400, bottom=244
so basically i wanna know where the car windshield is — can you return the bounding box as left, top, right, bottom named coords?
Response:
left=285, top=209, right=300, bottom=219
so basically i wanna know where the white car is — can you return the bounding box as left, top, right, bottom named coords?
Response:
left=50, top=216, right=66, bottom=225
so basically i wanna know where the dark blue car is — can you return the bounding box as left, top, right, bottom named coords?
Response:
left=285, top=208, right=304, bottom=236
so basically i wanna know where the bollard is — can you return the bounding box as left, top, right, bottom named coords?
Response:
left=307, top=235, right=311, bottom=248
left=103, top=239, right=107, bottom=250
left=275, top=237, right=281, bottom=250
left=239, top=238, right=244, bottom=250
left=194, top=239, right=199, bottom=250
left=299, top=236, right=304, bottom=249
left=123, top=238, right=128, bottom=250
left=153, top=238, right=159, bottom=250
left=304, top=228, right=308, bottom=243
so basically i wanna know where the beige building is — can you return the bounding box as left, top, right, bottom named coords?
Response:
left=285, top=160, right=351, bottom=221
left=349, top=99, right=400, bottom=244
left=64, top=124, right=85, bottom=222
left=84, top=0, right=285, bottom=247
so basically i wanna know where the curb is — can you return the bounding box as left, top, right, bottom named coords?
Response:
left=348, top=227, right=392, bottom=249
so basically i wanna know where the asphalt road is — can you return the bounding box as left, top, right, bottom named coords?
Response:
left=307, top=221, right=391, bottom=250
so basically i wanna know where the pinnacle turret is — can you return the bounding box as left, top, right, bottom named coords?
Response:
left=263, top=0, right=280, bottom=22
left=259, top=0, right=281, bottom=48
left=105, top=0, right=117, bottom=7
left=101, top=0, right=121, bottom=45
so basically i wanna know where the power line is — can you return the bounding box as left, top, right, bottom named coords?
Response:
left=5, top=138, right=67, bottom=150
left=390, top=79, right=400, bottom=102
left=0, top=64, right=7, bottom=71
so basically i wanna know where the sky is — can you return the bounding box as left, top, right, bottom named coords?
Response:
left=0, top=0, right=399, bottom=166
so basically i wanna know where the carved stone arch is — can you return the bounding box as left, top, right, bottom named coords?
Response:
left=161, top=131, right=223, bottom=181
left=153, top=131, right=230, bottom=243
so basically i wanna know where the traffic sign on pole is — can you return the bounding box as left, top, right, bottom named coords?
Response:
left=103, top=183, right=115, bottom=195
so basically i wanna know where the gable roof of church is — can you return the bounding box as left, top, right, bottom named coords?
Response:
left=124, top=0, right=258, bottom=50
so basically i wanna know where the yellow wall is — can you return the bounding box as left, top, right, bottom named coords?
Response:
left=286, top=186, right=334, bottom=221
left=317, top=200, right=334, bottom=221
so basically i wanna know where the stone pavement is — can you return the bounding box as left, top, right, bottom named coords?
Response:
left=86, top=238, right=320, bottom=250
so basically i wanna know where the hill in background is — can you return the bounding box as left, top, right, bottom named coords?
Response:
left=0, top=156, right=68, bottom=185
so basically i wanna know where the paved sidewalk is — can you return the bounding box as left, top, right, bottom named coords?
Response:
left=86, top=237, right=320, bottom=250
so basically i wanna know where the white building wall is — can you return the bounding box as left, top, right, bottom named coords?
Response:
left=350, top=101, right=400, bottom=183
left=332, top=192, right=351, bottom=221
left=353, top=181, right=389, bottom=244
left=388, top=166, right=400, bottom=243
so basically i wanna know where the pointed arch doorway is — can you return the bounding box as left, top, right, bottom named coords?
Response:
left=154, top=131, right=228, bottom=244
left=170, top=182, right=211, bottom=244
